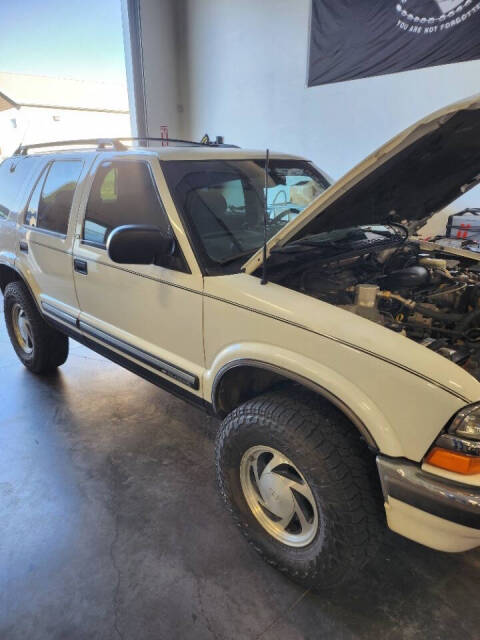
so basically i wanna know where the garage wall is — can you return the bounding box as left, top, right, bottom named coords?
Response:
left=122, top=0, right=183, bottom=138
left=179, top=0, right=480, bottom=181
left=123, top=0, right=480, bottom=220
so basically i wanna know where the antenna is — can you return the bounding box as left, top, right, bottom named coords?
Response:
left=261, top=148, right=270, bottom=285
left=17, top=112, right=31, bottom=153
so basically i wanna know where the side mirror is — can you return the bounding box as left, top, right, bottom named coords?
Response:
left=107, top=224, right=175, bottom=265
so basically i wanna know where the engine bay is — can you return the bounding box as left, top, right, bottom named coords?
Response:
left=271, top=232, right=480, bottom=380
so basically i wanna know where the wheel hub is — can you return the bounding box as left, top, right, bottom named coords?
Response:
left=240, top=445, right=319, bottom=547
left=257, top=472, right=294, bottom=520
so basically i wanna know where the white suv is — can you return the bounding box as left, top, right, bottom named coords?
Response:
left=1, top=96, right=480, bottom=589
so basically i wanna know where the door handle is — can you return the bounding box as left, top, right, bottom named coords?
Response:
left=19, top=241, right=28, bottom=253
left=74, top=258, right=88, bottom=275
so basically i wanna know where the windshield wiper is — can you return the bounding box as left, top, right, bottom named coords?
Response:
left=271, top=238, right=345, bottom=255
left=217, top=250, right=256, bottom=265
left=273, top=226, right=406, bottom=255
left=362, top=224, right=408, bottom=240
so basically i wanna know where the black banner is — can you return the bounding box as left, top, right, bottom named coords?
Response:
left=308, top=1, right=480, bottom=86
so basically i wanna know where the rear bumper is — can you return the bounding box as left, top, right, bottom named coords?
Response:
left=376, top=455, right=480, bottom=552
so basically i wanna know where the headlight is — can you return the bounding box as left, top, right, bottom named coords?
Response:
left=423, top=403, right=480, bottom=475
left=449, top=402, right=480, bottom=441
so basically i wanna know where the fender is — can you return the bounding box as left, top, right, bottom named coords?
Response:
left=212, top=357, right=379, bottom=450
left=205, top=342, right=405, bottom=457
left=0, top=250, right=16, bottom=269
left=0, top=259, right=42, bottom=313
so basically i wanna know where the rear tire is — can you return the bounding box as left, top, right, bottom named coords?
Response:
left=215, top=387, right=385, bottom=589
left=4, top=281, right=69, bottom=374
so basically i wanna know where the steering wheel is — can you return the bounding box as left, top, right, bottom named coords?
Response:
left=270, top=207, right=300, bottom=225
left=201, top=229, right=244, bottom=252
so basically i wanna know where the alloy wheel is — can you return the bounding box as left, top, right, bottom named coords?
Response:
left=239, top=445, right=319, bottom=547
left=11, top=303, right=34, bottom=355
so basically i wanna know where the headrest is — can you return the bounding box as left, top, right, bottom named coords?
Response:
left=195, top=190, right=227, bottom=216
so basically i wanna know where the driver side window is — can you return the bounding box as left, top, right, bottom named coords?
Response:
left=83, top=160, right=187, bottom=271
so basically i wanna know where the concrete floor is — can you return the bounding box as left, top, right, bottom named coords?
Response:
left=1, top=297, right=480, bottom=640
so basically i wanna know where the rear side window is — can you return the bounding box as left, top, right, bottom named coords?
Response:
left=33, top=161, right=83, bottom=234
left=25, top=165, right=49, bottom=227
left=0, top=158, right=38, bottom=220
left=83, top=161, right=171, bottom=246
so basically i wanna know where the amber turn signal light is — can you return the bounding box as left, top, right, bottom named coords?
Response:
left=425, top=447, right=480, bottom=475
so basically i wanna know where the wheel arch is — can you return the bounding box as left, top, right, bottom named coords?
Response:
left=0, top=262, right=30, bottom=299
left=0, top=262, right=41, bottom=313
left=0, top=263, right=22, bottom=293
left=212, top=359, right=379, bottom=451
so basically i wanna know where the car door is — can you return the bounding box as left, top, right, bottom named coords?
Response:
left=72, top=153, right=205, bottom=399
left=16, top=156, right=90, bottom=325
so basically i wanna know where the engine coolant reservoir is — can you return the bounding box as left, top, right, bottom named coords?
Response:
left=346, top=284, right=382, bottom=322
left=355, top=284, right=379, bottom=309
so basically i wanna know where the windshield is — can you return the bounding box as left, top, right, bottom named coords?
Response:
left=161, top=159, right=330, bottom=273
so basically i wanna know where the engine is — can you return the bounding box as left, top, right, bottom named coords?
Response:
left=275, top=243, right=480, bottom=380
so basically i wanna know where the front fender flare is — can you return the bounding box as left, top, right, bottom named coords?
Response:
left=205, top=343, right=404, bottom=457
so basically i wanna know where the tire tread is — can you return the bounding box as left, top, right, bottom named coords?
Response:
left=215, top=386, right=384, bottom=588
left=4, top=281, right=69, bottom=373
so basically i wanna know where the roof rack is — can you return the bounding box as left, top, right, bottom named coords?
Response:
left=14, top=138, right=127, bottom=155
left=13, top=135, right=239, bottom=156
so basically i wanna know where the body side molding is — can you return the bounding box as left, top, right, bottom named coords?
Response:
left=79, top=321, right=199, bottom=390
left=43, top=314, right=208, bottom=409
left=39, top=298, right=200, bottom=391
left=41, top=302, right=77, bottom=326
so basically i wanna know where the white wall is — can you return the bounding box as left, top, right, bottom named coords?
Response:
left=180, top=0, right=480, bottom=183
left=137, top=0, right=183, bottom=137
left=123, top=0, right=480, bottom=229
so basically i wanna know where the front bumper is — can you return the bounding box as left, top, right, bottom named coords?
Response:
left=377, top=456, right=480, bottom=552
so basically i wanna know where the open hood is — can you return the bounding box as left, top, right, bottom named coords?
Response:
left=243, top=94, right=480, bottom=275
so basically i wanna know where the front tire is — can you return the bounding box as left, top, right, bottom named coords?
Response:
left=4, top=281, right=69, bottom=374
left=215, top=387, right=384, bottom=589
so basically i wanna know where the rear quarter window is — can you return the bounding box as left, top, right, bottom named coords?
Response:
left=0, top=157, right=40, bottom=220
left=36, top=160, right=83, bottom=235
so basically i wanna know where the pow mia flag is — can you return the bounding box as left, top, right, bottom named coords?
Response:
left=308, top=0, right=480, bottom=86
